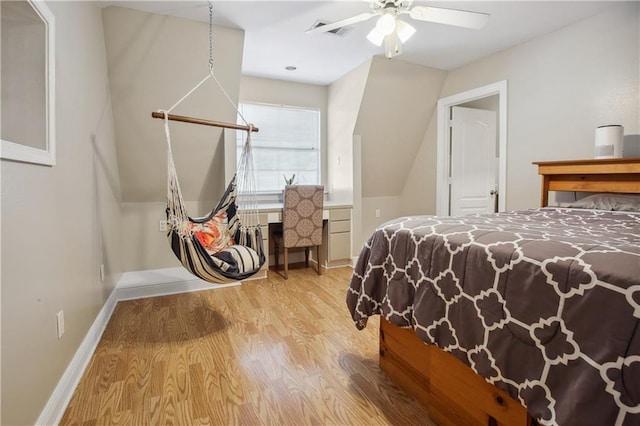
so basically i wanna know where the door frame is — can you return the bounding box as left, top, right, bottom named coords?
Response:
left=436, top=80, right=508, bottom=216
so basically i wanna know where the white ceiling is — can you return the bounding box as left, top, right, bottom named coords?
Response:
left=101, top=1, right=617, bottom=85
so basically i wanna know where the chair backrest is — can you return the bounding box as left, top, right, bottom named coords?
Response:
left=282, top=185, right=324, bottom=248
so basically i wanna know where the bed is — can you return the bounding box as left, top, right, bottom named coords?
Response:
left=347, top=158, right=640, bottom=426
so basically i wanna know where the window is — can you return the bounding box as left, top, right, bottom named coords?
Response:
left=237, top=103, right=320, bottom=193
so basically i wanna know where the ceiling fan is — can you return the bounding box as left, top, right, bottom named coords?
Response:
left=306, top=0, right=490, bottom=59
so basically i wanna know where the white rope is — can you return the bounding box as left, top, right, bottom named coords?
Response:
left=165, top=73, right=212, bottom=114
left=236, top=127, right=260, bottom=228
left=207, top=70, right=251, bottom=127
left=159, top=111, right=189, bottom=236
left=158, top=2, right=259, bottom=238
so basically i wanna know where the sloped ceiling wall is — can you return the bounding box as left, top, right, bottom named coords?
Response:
left=355, top=57, right=446, bottom=198
left=102, top=6, right=244, bottom=203
left=327, top=58, right=372, bottom=204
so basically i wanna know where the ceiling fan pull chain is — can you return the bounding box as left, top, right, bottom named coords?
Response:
left=208, top=1, right=214, bottom=74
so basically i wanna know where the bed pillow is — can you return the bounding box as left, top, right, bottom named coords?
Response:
left=561, top=193, right=640, bottom=211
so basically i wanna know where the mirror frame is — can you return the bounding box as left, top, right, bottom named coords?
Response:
left=1, top=0, right=56, bottom=166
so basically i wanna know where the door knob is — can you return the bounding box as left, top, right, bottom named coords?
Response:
left=490, top=190, right=498, bottom=196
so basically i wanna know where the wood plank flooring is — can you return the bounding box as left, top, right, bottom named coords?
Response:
left=61, top=267, right=436, bottom=425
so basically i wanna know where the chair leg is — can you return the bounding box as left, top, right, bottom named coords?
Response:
left=283, top=247, right=289, bottom=279
left=274, top=240, right=280, bottom=271
left=316, top=245, right=323, bottom=275
left=305, top=247, right=310, bottom=267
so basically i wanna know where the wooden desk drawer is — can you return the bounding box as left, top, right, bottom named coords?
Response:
left=329, top=232, right=351, bottom=261
left=330, top=220, right=350, bottom=234
left=329, top=208, right=351, bottom=221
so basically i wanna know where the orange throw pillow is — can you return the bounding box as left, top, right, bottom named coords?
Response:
left=189, top=211, right=234, bottom=255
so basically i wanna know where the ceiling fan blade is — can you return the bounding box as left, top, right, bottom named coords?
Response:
left=305, top=12, right=376, bottom=35
left=409, top=6, right=489, bottom=29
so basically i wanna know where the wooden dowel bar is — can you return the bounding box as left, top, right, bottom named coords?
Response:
left=151, top=111, right=258, bottom=132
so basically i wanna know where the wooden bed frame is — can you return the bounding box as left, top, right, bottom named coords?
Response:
left=379, top=157, right=640, bottom=426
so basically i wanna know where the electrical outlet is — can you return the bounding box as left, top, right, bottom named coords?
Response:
left=375, top=209, right=381, bottom=218
left=100, top=264, right=105, bottom=282
left=158, top=220, right=168, bottom=232
left=56, top=310, right=65, bottom=339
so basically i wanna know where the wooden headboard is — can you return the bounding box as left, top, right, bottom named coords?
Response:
left=532, top=158, right=640, bottom=207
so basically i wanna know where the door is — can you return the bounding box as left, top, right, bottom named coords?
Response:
left=449, top=106, right=497, bottom=216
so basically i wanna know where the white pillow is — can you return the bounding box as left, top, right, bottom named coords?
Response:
left=560, top=193, right=640, bottom=211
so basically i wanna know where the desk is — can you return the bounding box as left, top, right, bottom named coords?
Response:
left=252, top=202, right=353, bottom=278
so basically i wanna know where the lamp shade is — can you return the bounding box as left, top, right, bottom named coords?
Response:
left=366, top=15, right=415, bottom=57
left=396, top=20, right=416, bottom=43
left=366, top=27, right=385, bottom=46
left=376, top=13, right=396, bottom=36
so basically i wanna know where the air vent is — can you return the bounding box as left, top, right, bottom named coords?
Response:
left=310, top=20, right=352, bottom=37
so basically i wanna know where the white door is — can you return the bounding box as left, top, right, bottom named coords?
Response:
left=449, top=106, right=497, bottom=216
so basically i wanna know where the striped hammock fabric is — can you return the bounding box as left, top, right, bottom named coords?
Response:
left=163, top=115, right=265, bottom=284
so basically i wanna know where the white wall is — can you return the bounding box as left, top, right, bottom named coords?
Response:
left=1, top=2, right=122, bottom=424
left=401, top=2, right=640, bottom=212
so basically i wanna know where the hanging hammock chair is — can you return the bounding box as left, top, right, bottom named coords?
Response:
left=159, top=111, right=265, bottom=284
left=152, top=2, right=265, bottom=284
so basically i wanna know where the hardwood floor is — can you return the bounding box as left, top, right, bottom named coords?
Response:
left=61, top=267, right=436, bottom=425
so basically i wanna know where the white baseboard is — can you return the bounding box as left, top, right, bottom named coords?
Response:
left=36, top=267, right=240, bottom=425
left=117, top=267, right=240, bottom=301
left=36, top=288, right=118, bottom=426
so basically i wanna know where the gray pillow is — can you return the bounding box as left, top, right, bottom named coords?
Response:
left=560, top=193, right=640, bottom=212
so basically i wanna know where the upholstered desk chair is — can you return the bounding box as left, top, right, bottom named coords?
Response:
left=273, top=185, right=324, bottom=279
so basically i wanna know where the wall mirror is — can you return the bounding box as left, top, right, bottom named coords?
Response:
left=1, top=0, right=55, bottom=166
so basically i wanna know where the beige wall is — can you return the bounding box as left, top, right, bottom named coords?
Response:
left=121, top=200, right=216, bottom=271
left=328, top=58, right=371, bottom=206
left=401, top=3, right=640, bottom=212
left=1, top=2, right=122, bottom=424
left=356, top=57, right=446, bottom=198
left=352, top=57, right=446, bottom=250
left=327, top=60, right=371, bottom=254
left=103, top=7, right=245, bottom=272
left=400, top=111, right=439, bottom=215
left=103, top=6, right=244, bottom=204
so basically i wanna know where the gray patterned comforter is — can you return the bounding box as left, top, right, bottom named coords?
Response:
left=347, top=208, right=640, bottom=426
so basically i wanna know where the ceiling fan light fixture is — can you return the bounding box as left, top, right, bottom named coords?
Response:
left=376, top=13, right=396, bottom=36
left=395, top=19, right=415, bottom=43
left=366, top=27, right=384, bottom=46
left=307, top=1, right=490, bottom=60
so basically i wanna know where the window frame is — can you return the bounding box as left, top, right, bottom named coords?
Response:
left=0, top=0, right=56, bottom=166
left=237, top=101, right=322, bottom=198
